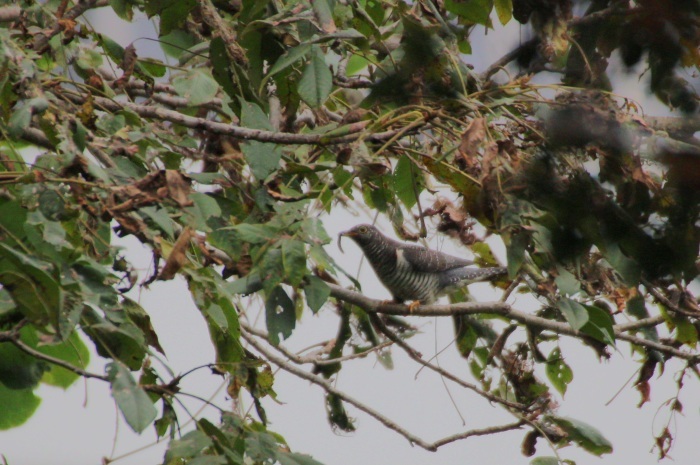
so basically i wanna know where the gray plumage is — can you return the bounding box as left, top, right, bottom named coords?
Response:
left=339, top=224, right=507, bottom=304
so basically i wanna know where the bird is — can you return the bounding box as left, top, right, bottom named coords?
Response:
left=338, top=224, right=507, bottom=308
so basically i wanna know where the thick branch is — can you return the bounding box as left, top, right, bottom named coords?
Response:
left=327, top=284, right=699, bottom=361
left=61, top=91, right=422, bottom=145
left=0, top=5, right=20, bottom=22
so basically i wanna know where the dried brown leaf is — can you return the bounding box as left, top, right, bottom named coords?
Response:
left=159, top=227, right=194, bottom=280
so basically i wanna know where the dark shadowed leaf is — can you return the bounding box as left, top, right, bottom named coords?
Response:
left=265, top=286, right=296, bottom=345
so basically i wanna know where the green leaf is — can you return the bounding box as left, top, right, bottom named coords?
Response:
left=303, top=276, right=330, bottom=313
left=311, top=0, right=335, bottom=32
left=231, top=223, right=279, bottom=244
left=506, top=231, right=527, bottom=278
left=530, top=458, right=561, bottom=465
left=240, top=100, right=282, bottom=180
left=554, top=266, right=582, bottom=296
left=278, top=452, right=326, bottom=465
left=445, top=0, right=493, bottom=26
left=110, top=0, right=135, bottom=21
left=325, top=392, right=355, bottom=431
left=264, top=43, right=312, bottom=88
left=580, top=304, right=615, bottom=345
left=603, top=242, right=640, bottom=286
left=282, top=239, right=307, bottom=287
left=145, top=0, right=197, bottom=36
left=138, top=59, right=167, bottom=78
left=392, top=155, right=419, bottom=209
left=160, top=29, right=199, bottom=59
left=187, top=192, right=223, bottom=232
left=81, top=307, right=146, bottom=370
left=494, top=0, right=513, bottom=25
left=265, top=286, right=295, bottom=345
left=557, top=298, right=588, bottom=331
left=173, top=69, right=219, bottom=106
left=123, top=298, right=165, bottom=355
left=674, top=316, right=698, bottom=345
left=546, top=347, right=573, bottom=396
left=107, top=362, right=157, bottom=433
left=0, top=338, right=48, bottom=390
left=188, top=269, right=244, bottom=368
left=0, top=243, right=62, bottom=325
left=7, top=105, right=32, bottom=139
left=298, top=46, right=332, bottom=108
left=165, top=429, right=213, bottom=461
left=38, top=332, right=90, bottom=389
left=0, top=383, right=41, bottom=430
left=549, top=416, right=613, bottom=456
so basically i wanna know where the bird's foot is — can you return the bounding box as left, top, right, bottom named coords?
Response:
left=407, top=301, right=421, bottom=313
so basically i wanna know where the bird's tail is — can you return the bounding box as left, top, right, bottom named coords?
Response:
left=441, top=266, right=508, bottom=287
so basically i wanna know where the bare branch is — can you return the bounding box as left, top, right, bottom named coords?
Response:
left=0, top=5, right=20, bottom=22
left=430, top=420, right=526, bottom=449
left=241, top=321, right=393, bottom=365
left=60, top=91, right=424, bottom=145
left=197, top=0, right=248, bottom=67
left=369, top=314, right=527, bottom=411
left=240, top=327, right=525, bottom=452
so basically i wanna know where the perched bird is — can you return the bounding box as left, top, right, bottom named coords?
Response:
left=338, top=224, right=507, bottom=307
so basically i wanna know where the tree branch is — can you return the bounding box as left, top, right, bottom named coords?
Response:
left=327, top=284, right=700, bottom=361
left=240, top=321, right=393, bottom=365
left=0, top=330, right=108, bottom=382
left=196, top=0, right=248, bottom=67
left=0, top=5, right=20, bottom=22
left=368, top=313, right=527, bottom=411
left=61, top=90, right=424, bottom=145
left=240, top=327, right=525, bottom=452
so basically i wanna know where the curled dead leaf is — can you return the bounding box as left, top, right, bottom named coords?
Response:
left=159, top=227, right=194, bottom=280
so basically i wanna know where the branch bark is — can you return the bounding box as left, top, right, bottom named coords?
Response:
left=59, top=90, right=425, bottom=145
left=327, top=284, right=699, bottom=361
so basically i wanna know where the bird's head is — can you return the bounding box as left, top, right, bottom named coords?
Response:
left=338, top=224, right=381, bottom=253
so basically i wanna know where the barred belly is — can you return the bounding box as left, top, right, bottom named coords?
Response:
left=381, top=250, right=440, bottom=303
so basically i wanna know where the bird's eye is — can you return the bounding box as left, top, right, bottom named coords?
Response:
left=358, top=226, right=368, bottom=234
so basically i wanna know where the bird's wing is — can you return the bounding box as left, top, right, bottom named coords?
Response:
left=399, top=245, right=473, bottom=273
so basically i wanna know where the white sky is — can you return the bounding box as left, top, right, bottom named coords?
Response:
left=3, top=5, right=699, bottom=465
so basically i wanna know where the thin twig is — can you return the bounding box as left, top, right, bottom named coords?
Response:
left=240, top=327, right=524, bottom=451
left=0, top=331, right=108, bottom=381
left=241, top=321, right=393, bottom=365
left=642, top=278, right=700, bottom=319
left=369, top=314, right=527, bottom=411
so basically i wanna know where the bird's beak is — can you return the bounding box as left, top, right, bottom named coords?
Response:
left=337, top=229, right=355, bottom=253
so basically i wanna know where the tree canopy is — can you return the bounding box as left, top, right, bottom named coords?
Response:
left=1, top=0, right=700, bottom=464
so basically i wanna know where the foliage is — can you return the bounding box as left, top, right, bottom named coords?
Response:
left=0, top=0, right=699, bottom=464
